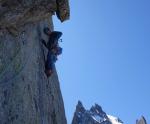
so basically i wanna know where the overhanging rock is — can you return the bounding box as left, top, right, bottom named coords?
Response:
left=0, top=0, right=70, bottom=28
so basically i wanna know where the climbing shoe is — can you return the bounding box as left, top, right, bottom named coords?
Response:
left=45, top=69, right=53, bottom=77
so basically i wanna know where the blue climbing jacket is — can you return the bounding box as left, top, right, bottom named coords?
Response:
left=45, top=51, right=57, bottom=71
left=43, top=28, right=63, bottom=72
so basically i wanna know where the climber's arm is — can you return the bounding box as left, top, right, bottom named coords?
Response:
left=41, top=39, right=48, bottom=49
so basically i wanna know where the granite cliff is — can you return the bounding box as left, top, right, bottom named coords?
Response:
left=0, top=0, right=69, bottom=124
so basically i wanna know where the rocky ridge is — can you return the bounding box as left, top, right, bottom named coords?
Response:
left=72, top=101, right=123, bottom=124
left=72, top=101, right=149, bottom=124
left=136, top=116, right=147, bottom=124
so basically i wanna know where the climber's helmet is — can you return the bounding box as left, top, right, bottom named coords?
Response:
left=43, top=27, right=52, bottom=35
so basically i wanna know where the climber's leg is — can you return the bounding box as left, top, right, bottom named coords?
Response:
left=45, top=51, right=53, bottom=77
left=51, top=54, right=58, bottom=63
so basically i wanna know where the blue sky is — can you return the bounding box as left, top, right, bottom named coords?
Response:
left=53, top=0, right=150, bottom=124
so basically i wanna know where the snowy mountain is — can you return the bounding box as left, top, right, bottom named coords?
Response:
left=107, top=115, right=123, bottom=124
left=72, top=101, right=123, bottom=124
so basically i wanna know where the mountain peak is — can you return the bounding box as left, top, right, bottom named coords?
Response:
left=77, top=100, right=83, bottom=107
left=72, top=101, right=123, bottom=124
left=90, top=104, right=104, bottom=114
left=136, top=116, right=147, bottom=124
left=76, top=100, right=86, bottom=113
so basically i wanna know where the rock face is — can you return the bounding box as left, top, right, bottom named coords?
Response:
left=136, top=116, right=147, bottom=124
left=0, top=0, right=70, bottom=29
left=72, top=101, right=123, bottom=124
left=0, top=0, right=69, bottom=124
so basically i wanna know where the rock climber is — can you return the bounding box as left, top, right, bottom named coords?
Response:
left=41, top=27, right=63, bottom=77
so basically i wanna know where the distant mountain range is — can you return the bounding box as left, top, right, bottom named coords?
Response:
left=72, top=101, right=147, bottom=124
